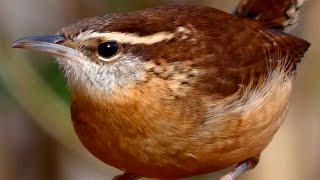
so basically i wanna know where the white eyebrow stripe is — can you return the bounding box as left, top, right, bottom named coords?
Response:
left=75, top=30, right=175, bottom=45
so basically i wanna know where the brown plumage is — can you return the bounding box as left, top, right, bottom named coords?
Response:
left=12, top=1, right=310, bottom=179
left=67, top=5, right=309, bottom=178
left=235, top=0, right=305, bottom=30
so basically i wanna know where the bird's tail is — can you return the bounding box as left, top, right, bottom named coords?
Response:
left=234, top=0, right=307, bottom=31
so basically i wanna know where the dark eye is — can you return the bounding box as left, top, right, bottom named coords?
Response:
left=97, top=41, right=120, bottom=60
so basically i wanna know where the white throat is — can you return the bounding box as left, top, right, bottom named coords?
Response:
left=57, top=54, right=146, bottom=95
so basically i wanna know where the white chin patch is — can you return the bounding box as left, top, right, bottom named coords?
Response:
left=57, top=54, right=146, bottom=94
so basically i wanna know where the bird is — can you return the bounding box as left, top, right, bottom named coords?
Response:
left=12, top=0, right=310, bottom=179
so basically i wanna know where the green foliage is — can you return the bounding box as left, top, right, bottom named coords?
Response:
left=28, top=54, right=71, bottom=105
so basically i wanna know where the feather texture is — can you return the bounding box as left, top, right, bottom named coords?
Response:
left=235, top=0, right=307, bottom=31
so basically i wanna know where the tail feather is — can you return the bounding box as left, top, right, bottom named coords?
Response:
left=234, top=0, right=307, bottom=31
left=234, top=0, right=310, bottom=71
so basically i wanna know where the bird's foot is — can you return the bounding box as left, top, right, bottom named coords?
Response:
left=113, top=172, right=140, bottom=180
left=220, top=156, right=260, bottom=180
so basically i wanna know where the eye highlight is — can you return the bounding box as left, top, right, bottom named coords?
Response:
left=97, top=41, right=120, bottom=61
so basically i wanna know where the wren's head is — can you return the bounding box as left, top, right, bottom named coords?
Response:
left=55, top=28, right=177, bottom=93
left=11, top=6, right=209, bottom=96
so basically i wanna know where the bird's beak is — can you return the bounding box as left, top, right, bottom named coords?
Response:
left=12, top=35, right=83, bottom=62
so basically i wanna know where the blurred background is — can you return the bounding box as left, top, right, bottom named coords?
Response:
left=0, top=0, right=319, bottom=180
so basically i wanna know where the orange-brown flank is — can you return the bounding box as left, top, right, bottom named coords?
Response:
left=71, top=68, right=292, bottom=178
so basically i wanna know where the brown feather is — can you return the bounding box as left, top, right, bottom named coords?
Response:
left=235, top=0, right=306, bottom=30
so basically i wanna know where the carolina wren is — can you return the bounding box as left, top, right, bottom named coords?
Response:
left=12, top=0, right=310, bottom=179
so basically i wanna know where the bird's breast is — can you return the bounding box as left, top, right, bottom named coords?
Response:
left=70, top=67, right=293, bottom=178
